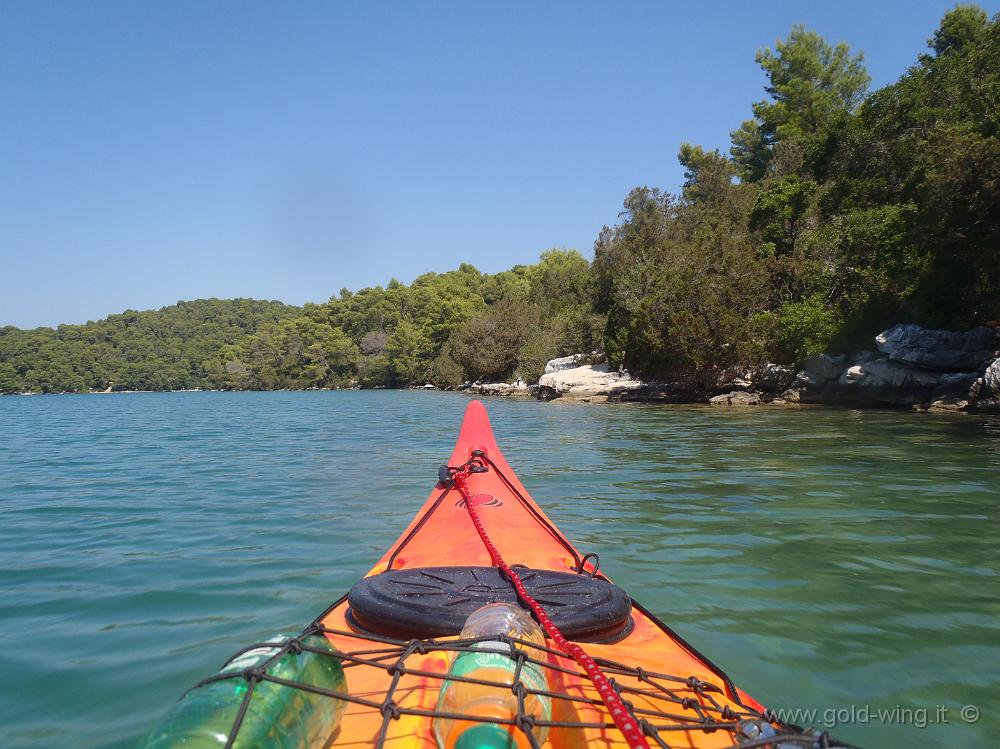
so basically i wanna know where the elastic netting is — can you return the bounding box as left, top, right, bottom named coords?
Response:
left=200, top=625, right=856, bottom=749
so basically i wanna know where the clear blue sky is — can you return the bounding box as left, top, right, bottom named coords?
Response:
left=2, top=0, right=996, bottom=329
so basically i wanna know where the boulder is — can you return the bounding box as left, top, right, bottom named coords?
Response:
left=969, top=357, right=1000, bottom=412
left=789, top=354, right=846, bottom=402
left=875, top=324, right=997, bottom=370
left=794, top=354, right=846, bottom=387
left=863, top=359, right=943, bottom=388
left=834, top=358, right=945, bottom=406
left=709, top=390, right=762, bottom=406
left=537, top=364, right=643, bottom=401
left=708, top=365, right=753, bottom=393
left=838, top=364, right=865, bottom=386
left=779, top=387, right=802, bottom=403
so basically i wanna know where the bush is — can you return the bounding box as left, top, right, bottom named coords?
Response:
left=773, top=295, right=840, bottom=362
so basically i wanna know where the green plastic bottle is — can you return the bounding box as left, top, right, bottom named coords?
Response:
left=138, top=633, right=346, bottom=749
left=434, top=604, right=551, bottom=749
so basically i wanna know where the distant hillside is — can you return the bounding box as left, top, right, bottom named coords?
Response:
left=0, top=251, right=599, bottom=394
left=0, top=299, right=298, bottom=392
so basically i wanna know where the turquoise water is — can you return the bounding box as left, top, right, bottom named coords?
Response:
left=1, top=391, right=998, bottom=748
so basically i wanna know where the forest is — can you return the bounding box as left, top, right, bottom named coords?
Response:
left=2, top=6, right=997, bottom=394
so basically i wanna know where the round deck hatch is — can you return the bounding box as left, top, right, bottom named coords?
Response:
left=347, top=566, right=633, bottom=643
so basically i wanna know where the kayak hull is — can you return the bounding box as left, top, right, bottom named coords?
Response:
left=316, top=400, right=769, bottom=748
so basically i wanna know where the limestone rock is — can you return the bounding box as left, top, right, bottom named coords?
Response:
left=875, top=324, right=997, bottom=370
left=924, top=397, right=970, bottom=412
left=537, top=364, right=643, bottom=401
left=465, top=380, right=534, bottom=397
left=969, top=357, right=1000, bottom=412
left=709, top=390, right=762, bottom=406
left=795, top=354, right=846, bottom=387
left=543, top=353, right=597, bottom=374
left=779, top=387, right=802, bottom=403
left=713, top=363, right=795, bottom=394
left=833, top=358, right=943, bottom=406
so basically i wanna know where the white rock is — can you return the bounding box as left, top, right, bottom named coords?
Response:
left=537, top=364, right=643, bottom=399
left=543, top=354, right=589, bottom=374
left=839, top=365, right=865, bottom=385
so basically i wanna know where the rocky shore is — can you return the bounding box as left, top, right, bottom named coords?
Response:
left=777, top=324, right=998, bottom=413
left=456, top=324, right=1000, bottom=414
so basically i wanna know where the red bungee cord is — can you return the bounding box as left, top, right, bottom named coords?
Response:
left=451, top=465, right=651, bottom=749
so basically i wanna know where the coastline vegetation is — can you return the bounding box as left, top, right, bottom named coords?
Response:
left=2, top=7, right=997, bottom=395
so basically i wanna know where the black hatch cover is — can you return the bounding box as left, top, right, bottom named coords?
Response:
left=347, top=566, right=633, bottom=643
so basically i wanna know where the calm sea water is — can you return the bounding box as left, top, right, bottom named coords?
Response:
left=1, top=391, right=998, bottom=748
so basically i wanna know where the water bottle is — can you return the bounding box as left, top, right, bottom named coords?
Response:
left=138, top=632, right=346, bottom=749
left=433, top=603, right=551, bottom=749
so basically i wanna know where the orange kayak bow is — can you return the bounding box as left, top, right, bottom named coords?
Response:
left=302, top=400, right=838, bottom=748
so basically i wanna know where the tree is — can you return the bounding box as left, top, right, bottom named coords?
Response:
left=814, top=5, right=1000, bottom=332
left=732, top=26, right=869, bottom=180
left=678, top=144, right=739, bottom=205
left=930, top=4, right=989, bottom=55
left=385, top=319, right=432, bottom=385
left=447, top=297, right=540, bottom=382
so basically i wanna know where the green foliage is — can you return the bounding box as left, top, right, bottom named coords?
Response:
left=428, top=345, right=465, bottom=388
left=771, top=295, right=841, bottom=362
left=446, top=297, right=540, bottom=383
left=526, top=249, right=592, bottom=315
left=678, top=145, right=739, bottom=205
left=812, top=5, right=1000, bottom=328
left=749, top=176, right=816, bottom=257
left=595, top=178, right=769, bottom=382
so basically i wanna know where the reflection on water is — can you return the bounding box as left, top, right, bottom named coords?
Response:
left=0, top=392, right=997, bottom=748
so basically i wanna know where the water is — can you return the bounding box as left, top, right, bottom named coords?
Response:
left=1, top=391, right=998, bottom=748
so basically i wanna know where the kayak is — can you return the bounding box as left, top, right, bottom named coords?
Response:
left=149, top=400, right=843, bottom=748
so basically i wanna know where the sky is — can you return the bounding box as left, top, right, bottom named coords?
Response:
left=2, top=0, right=997, bottom=329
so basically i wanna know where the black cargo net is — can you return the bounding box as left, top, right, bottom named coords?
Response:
left=194, top=622, right=855, bottom=749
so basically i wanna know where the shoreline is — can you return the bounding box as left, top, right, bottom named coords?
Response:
left=4, top=385, right=998, bottom=418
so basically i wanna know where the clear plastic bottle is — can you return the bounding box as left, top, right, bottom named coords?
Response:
left=433, top=603, right=551, bottom=749
left=138, top=632, right=346, bottom=749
